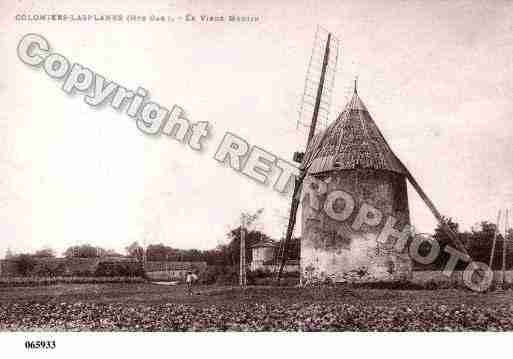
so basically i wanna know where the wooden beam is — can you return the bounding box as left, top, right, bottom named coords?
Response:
left=502, top=209, right=509, bottom=286
left=400, top=164, right=469, bottom=257
left=240, top=214, right=247, bottom=288
left=489, top=210, right=501, bottom=269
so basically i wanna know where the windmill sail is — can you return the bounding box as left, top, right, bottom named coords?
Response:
left=297, top=26, right=340, bottom=149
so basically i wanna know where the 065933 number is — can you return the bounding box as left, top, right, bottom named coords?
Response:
left=24, top=340, right=56, bottom=350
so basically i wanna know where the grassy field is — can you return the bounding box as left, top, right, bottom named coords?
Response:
left=0, top=283, right=512, bottom=331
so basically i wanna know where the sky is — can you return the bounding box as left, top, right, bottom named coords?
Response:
left=1, top=0, right=512, bottom=256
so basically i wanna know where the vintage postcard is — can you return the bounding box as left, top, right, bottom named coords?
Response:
left=0, top=0, right=512, bottom=356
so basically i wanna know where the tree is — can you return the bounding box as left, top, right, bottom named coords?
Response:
left=467, top=221, right=513, bottom=270
left=225, top=228, right=272, bottom=265
left=63, top=244, right=105, bottom=258
left=5, top=248, right=14, bottom=259
left=33, top=247, right=55, bottom=258
left=203, top=247, right=226, bottom=265
left=146, top=244, right=177, bottom=261
left=125, top=242, right=144, bottom=261
left=13, top=254, right=37, bottom=276
left=423, top=218, right=513, bottom=271
left=418, top=217, right=467, bottom=270
left=180, top=249, right=206, bottom=262
left=433, top=217, right=460, bottom=247
left=104, top=249, right=124, bottom=257
left=242, top=208, right=264, bottom=227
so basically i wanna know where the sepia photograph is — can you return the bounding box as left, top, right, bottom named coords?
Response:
left=0, top=0, right=513, bottom=356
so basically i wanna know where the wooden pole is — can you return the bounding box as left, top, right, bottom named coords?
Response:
left=142, top=239, right=147, bottom=274
left=489, top=210, right=501, bottom=270
left=502, top=209, right=509, bottom=287
left=240, top=214, right=246, bottom=288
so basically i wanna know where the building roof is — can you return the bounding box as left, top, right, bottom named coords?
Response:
left=303, top=90, right=407, bottom=175
left=251, top=239, right=278, bottom=249
left=145, top=261, right=207, bottom=272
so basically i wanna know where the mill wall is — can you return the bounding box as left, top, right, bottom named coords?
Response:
left=301, top=169, right=412, bottom=283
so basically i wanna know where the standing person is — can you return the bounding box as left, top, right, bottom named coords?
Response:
left=185, top=271, right=198, bottom=296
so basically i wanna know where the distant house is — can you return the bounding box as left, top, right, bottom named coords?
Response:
left=144, top=261, right=207, bottom=281
left=250, top=239, right=298, bottom=272
left=250, top=239, right=278, bottom=271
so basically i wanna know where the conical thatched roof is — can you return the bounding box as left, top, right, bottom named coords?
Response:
left=303, top=90, right=407, bottom=175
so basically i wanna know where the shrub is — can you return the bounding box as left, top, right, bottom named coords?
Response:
left=54, top=263, right=67, bottom=276
left=94, top=261, right=142, bottom=277
left=248, top=268, right=272, bottom=279
left=424, top=280, right=439, bottom=290
left=0, top=276, right=146, bottom=287
left=72, top=270, right=95, bottom=277
left=33, top=265, right=55, bottom=277
left=201, top=266, right=223, bottom=285
left=216, top=267, right=239, bottom=285
left=280, top=270, right=300, bottom=278
left=12, top=255, right=37, bottom=276
left=200, top=266, right=239, bottom=285
left=350, top=280, right=425, bottom=290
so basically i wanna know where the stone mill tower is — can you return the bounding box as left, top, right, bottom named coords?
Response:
left=300, top=88, right=412, bottom=283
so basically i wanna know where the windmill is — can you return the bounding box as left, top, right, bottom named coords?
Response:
left=276, top=27, right=469, bottom=283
